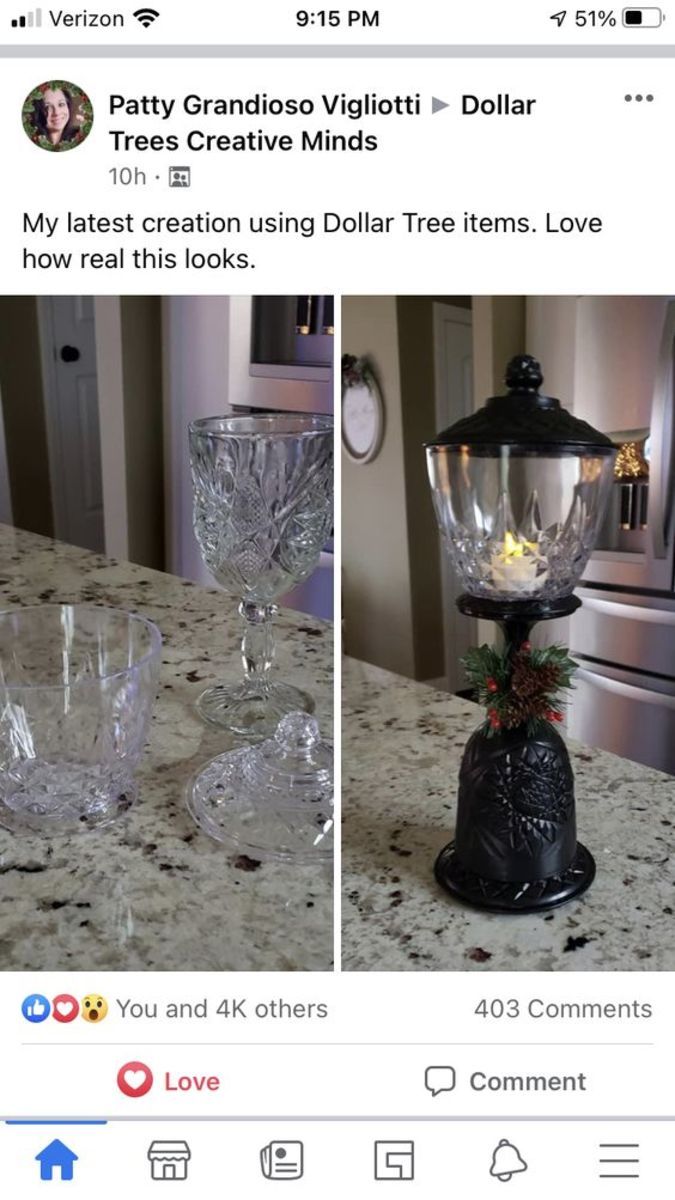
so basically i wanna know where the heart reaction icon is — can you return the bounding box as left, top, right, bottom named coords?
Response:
left=117, top=1061, right=154, bottom=1098
left=52, top=994, right=79, bottom=1023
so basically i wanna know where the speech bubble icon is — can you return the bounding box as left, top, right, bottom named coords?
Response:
left=425, top=1065, right=456, bottom=1097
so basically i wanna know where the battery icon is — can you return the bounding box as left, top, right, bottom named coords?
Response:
left=623, top=7, right=663, bottom=25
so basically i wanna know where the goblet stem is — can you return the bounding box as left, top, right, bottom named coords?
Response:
left=196, top=596, right=313, bottom=738
left=239, top=600, right=277, bottom=697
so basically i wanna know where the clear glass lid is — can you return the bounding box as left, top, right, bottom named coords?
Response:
left=186, top=712, right=333, bottom=864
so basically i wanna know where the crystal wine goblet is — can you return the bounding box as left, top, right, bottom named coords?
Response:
left=189, top=414, right=333, bottom=738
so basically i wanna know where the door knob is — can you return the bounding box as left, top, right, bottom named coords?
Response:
left=60, top=345, right=81, bottom=363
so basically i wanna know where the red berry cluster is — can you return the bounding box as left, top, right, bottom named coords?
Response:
left=486, top=642, right=563, bottom=730
left=464, top=639, right=575, bottom=735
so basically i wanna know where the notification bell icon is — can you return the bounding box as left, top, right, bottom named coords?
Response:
left=489, top=1139, right=528, bottom=1182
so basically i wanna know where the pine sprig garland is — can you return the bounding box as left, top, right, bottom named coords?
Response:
left=462, top=641, right=577, bottom=736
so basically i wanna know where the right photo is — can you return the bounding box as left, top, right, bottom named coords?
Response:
left=341, top=295, right=675, bottom=972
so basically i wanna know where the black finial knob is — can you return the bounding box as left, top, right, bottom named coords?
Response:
left=505, top=355, right=544, bottom=394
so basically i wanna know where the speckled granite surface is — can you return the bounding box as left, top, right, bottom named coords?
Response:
left=0, top=525, right=333, bottom=971
left=342, top=657, right=675, bottom=972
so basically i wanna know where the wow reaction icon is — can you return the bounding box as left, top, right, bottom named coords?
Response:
left=82, top=994, right=108, bottom=1023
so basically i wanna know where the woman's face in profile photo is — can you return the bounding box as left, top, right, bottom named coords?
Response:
left=22, top=79, right=94, bottom=152
left=42, top=89, right=71, bottom=143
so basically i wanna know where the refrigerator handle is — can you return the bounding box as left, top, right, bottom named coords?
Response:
left=650, top=300, right=675, bottom=560
left=575, top=666, right=675, bottom=711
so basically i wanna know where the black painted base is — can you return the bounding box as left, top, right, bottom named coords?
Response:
left=434, top=841, right=596, bottom=914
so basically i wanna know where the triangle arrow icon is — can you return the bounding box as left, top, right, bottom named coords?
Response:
left=432, top=97, right=449, bottom=114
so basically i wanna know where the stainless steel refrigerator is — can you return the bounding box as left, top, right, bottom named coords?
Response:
left=562, top=297, right=675, bottom=774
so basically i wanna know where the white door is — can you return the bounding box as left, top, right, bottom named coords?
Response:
left=39, top=297, right=104, bottom=552
left=433, top=303, right=475, bottom=693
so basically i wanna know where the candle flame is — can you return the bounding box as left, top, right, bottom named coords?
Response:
left=502, top=530, right=536, bottom=559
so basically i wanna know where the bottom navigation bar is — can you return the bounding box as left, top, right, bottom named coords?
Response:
left=0, top=1120, right=668, bottom=1196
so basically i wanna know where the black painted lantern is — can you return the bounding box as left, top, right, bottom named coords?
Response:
left=426, top=356, right=616, bottom=912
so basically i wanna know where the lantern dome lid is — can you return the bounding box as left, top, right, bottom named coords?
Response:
left=427, top=355, right=615, bottom=456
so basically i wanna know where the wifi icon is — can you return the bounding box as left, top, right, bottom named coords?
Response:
left=133, top=7, right=159, bottom=26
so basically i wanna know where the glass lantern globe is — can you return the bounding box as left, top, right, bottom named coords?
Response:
left=426, top=356, right=616, bottom=604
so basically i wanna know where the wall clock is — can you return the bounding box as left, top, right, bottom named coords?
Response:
left=341, top=354, right=384, bottom=464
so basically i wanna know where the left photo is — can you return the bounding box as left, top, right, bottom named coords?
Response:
left=0, top=295, right=334, bottom=971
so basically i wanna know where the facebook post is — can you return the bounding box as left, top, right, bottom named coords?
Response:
left=0, top=2, right=674, bottom=1195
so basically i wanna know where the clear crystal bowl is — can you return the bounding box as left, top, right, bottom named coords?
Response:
left=426, top=448, right=615, bottom=601
left=0, top=605, right=162, bottom=833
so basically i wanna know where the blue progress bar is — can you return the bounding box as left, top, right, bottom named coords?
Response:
left=6, top=1120, right=107, bottom=1125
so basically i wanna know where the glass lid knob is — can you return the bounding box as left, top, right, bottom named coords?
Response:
left=275, top=712, right=321, bottom=755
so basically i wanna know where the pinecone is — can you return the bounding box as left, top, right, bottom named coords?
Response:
left=511, top=656, right=560, bottom=698
left=503, top=690, right=554, bottom=729
left=502, top=695, right=533, bottom=728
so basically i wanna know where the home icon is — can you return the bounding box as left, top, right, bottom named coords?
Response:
left=35, top=1139, right=79, bottom=1181
left=147, top=1140, right=191, bottom=1181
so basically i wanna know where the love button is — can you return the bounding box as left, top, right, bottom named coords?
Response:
left=164, top=1071, right=221, bottom=1093
left=117, top=1061, right=154, bottom=1098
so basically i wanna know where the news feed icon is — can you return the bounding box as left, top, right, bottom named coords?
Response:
left=260, top=1141, right=304, bottom=1180
left=374, top=1141, right=415, bottom=1181
left=35, top=1139, right=78, bottom=1182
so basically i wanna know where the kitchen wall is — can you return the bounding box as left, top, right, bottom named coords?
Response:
left=342, top=295, right=484, bottom=681
left=398, top=296, right=471, bottom=680
left=472, top=298, right=527, bottom=649
left=162, top=295, right=233, bottom=584
left=473, top=296, right=527, bottom=402
left=342, top=295, right=415, bottom=677
left=0, top=386, right=12, bottom=525
left=120, top=297, right=165, bottom=570
left=95, top=296, right=165, bottom=571
left=0, top=297, right=54, bottom=538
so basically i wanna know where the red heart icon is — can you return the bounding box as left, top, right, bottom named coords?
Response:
left=52, top=994, right=79, bottom=1023
left=117, top=1061, right=153, bottom=1098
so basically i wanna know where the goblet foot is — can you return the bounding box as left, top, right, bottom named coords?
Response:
left=434, top=840, right=596, bottom=913
left=196, top=680, right=314, bottom=739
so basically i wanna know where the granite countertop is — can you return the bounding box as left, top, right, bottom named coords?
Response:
left=0, top=525, right=333, bottom=971
left=342, top=657, right=675, bottom=972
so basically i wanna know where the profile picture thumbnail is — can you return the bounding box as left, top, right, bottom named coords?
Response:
left=22, top=80, right=93, bottom=151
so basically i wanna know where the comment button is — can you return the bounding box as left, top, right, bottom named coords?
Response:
left=424, top=1065, right=456, bottom=1097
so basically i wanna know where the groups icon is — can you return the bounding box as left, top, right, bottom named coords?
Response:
left=21, top=993, right=108, bottom=1024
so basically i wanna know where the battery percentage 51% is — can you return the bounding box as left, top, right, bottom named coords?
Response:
left=550, top=9, right=617, bottom=25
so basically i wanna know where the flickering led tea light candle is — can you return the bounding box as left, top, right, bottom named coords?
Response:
left=489, top=531, right=543, bottom=593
